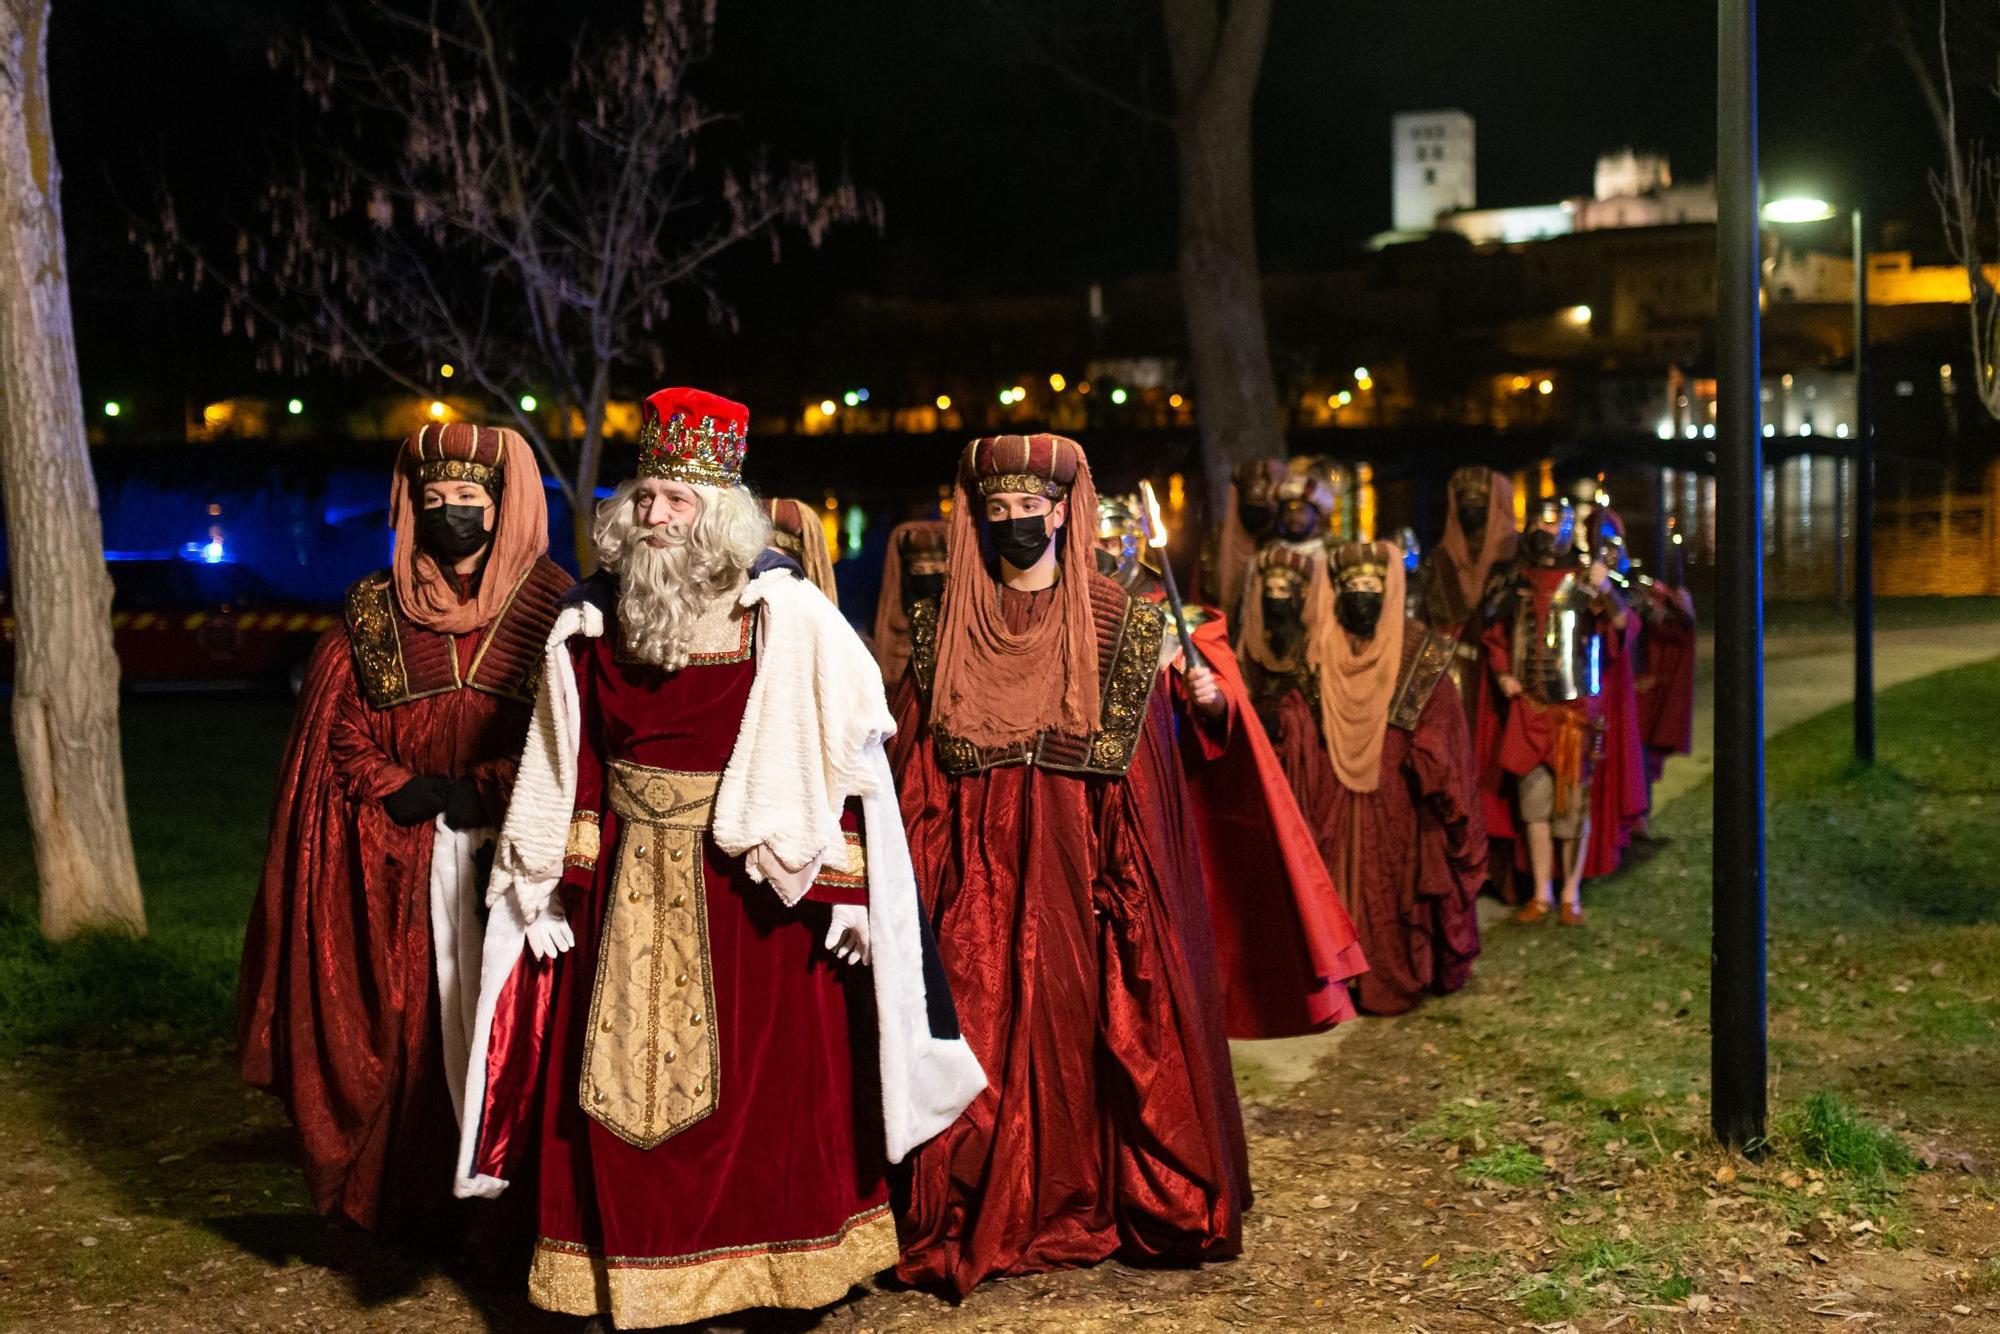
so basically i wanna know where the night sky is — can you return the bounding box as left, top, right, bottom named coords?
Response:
left=45, top=0, right=1953, bottom=405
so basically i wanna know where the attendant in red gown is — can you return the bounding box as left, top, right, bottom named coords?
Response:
left=457, top=389, right=981, bottom=1328
left=1482, top=498, right=1629, bottom=924
left=238, top=424, right=570, bottom=1229
left=1202, top=457, right=1286, bottom=630
left=1096, top=496, right=1366, bottom=1037
left=871, top=520, right=948, bottom=687
left=1636, top=573, right=1698, bottom=793
left=891, top=435, right=1248, bottom=1296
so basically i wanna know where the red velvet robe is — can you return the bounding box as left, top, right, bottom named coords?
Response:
left=1637, top=595, right=1698, bottom=786
left=1585, top=612, right=1649, bottom=876
left=479, top=619, right=890, bottom=1325
left=238, top=559, right=569, bottom=1229
left=890, top=585, right=1248, bottom=1297
left=1245, top=631, right=1484, bottom=1016
left=1169, top=611, right=1366, bottom=1037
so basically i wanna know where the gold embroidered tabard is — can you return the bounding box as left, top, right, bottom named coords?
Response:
left=1388, top=622, right=1458, bottom=732
left=581, top=762, right=723, bottom=1149
left=906, top=580, right=1165, bottom=779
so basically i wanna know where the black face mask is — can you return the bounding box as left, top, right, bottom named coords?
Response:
left=1094, top=548, right=1122, bottom=578
left=1457, top=504, right=1488, bottom=546
left=1262, top=595, right=1305, bottom=652
left=418, top=503, right=493, bottom=561
left=990, top=515, right=1056, bottom=570
left=1522, top=529, right=1558, bottom=563
left=903, top=571, right=945, bottom=605
left=1276, top=502, right=1318, bottom=541
left=1238, top=501, right=1276, bottom=534
left=1336, top=590, right=1385, bottom=638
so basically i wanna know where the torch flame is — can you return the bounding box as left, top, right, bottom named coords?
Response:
left=1138, top=479, right=1170, bottom=550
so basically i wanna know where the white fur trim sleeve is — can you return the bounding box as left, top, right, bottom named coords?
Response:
left=488, top=601, right=601, bottom=921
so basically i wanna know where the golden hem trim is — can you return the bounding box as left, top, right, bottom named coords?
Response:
left=528, top=1205, right=896, bottom=1325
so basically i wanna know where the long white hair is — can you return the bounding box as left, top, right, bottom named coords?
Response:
left=592, top=478, right=770, bottom=671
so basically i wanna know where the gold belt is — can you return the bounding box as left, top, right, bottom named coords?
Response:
left=579, top=761, right=721, bottom=1150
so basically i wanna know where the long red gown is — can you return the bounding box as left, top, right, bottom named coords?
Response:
left=1637, top=593, right=1698, bottom=786
left=1245, top=632, right=1484, bottom=1016
left=493, top=616, right=892, bottom=1325
left=890, top=584, right=1248, bottom=1297
left=1170, top=611, right=1366, bottom=1037
left=1585, top=612, right=1649, bottom=876
left=238, top=560, right=569, bottom=1228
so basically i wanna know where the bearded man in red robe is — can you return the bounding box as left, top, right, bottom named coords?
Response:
left=455, top=389, right=982, bottom=1328
left=238, top=424, right=571, bottom=1230
left=890, top=434, right=1248, bottom=1296
left=1096, top=496, right=1366, bottom=1037
left=871, top=519, right=947, bottom=686
left=1483, top=498, right=1629, bottom=925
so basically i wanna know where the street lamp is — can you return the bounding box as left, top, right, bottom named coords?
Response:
left=1762, top=194, right=1874, bottom=765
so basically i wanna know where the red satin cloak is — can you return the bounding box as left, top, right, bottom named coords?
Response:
left=889, top=586, right=1248, bottom=1297
left=1585, top=612, right=1649, bottom=877
left=237, top=623, right=531, bottom=1229
left=1169, top=611, right=1365, bottom=1037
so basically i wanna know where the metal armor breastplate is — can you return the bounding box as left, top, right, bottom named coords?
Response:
left=1513, top=571, right=1602, bottom=703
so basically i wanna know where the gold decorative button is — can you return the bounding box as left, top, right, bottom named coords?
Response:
left=663, top=1049, right=677, bottom=1064
left=694, top=1081, right=705, bottom=1096
left=628, top=890, right=641, bottom=903
left=593, top=1090, right=606, bottom=1105
left=600, top=1018, right=613, bottom=1033
left=635, top=845, right=647, bottom=858
left=671, top=894, right=686, bottom=908
left=691, top=1012, right=704, bottom=1026
left=676, top=971, right=690, bottom=987
left=670, top=846, right=685, bottom=863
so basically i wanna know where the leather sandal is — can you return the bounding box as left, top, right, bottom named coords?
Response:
left=1513, top=900, right=1553, bottom=925
left=1559, top=903, right=1587, bottom=926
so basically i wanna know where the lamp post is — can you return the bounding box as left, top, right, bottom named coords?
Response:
left=1715, top=0, right=1768, bottom=1152
left=1761, top=195, right=1874, bottom=765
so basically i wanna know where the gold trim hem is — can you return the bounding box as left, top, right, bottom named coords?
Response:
left=528, top=1206, right=896, bottom=1325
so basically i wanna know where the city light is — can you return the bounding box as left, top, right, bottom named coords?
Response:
left=287, top=398, right=304, bottom=415
left=842, top=391, right=860, bottom=408
left=1537, top=379, right=1554, bottom=395
left=1168, top=393, right=1184, bottom=409
left=1336, top=390, right=1353, bottom=406
left=1763, top=423, right=1776, bottom=437
left=1354, top=366, right=1370, bottom=381
left=1511, top=376, right=1530, bottom=392
left=855, top=388, right=871, bottom=403
left=1076, top=381, right=1091, bottom=394
left=1567, top=304, right=1592, bottom=325
left=1048, top=372, right=1067, bottom=392
left=103, top=401, right=122, bottom=418
left=1703, top=423, right=1716, bottom=438
left=1656, top=422, right=1674, bottom=440
left=818, top=399, right=837, bottom=416
left=935, top=394, right=952, bottom=411
left=428, top=400, right=447, bottom=419
left=1326, top=394, right=1341, bottom=410
left=1799, top=421, right=1813, bottom=436
left=1835, top=423, right=1849, bottom=438
left=440, top=363, right=456, bottom=378
left=519, top=394, right=539, bottom=412
left=1109, top=387, right=1129, bottom=405
left=1355, top=371, right=1375, bottom=392
left=1010, top=384, right=1026, bottom=402
left=1941, top=363, right=1954, bottom=379
left=1761, top=196, right=1838, bottom=225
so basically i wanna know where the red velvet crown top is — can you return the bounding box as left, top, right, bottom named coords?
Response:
left=638, top=387, right=749, bottom=488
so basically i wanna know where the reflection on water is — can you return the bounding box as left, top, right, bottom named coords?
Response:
left=1612, top=456, right=2000, bottom=600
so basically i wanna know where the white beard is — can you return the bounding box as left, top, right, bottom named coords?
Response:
left=618, top=538, right=737, bottom=671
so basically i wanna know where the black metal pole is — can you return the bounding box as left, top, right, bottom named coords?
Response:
left=1713, top=0, right=1768, bottom=1151
left=1832, top=455, right=1846, bottom=606
left=1853, top=206, right=1876, bottom=765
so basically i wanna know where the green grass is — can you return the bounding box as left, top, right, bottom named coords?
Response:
left=0, top=695, right=293, bottom=1054
left=1459, top=1143, right=1547, bottom=1186
left=1763, top=595, right=2000, bottom=636
left=1781, top=1091, right=1919, bottom=1181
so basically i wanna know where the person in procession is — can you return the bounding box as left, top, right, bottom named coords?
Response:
left=1577, top=500, right=1650, bottom=874
left=1097, top=495, right=1368, bottom=1037
left=889, top=433, right=1249, bottom=1296
left=238, top=423, right=571, bottom=1230
left=454, top=388, right=982, bottom=1328
left=1207, top=456, right=1287, bottom=629
left=1482, top=496, right=1629, bottom=925
left=871, top=519, right=948, bottom=687
left=764, top=495, right=842, bottom=603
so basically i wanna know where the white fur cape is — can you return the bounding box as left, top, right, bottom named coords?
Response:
left=453, top=569, right=984, bottom=1197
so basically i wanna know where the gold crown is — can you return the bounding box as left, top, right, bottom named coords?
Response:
left=638, top=412, right=748, bottom=488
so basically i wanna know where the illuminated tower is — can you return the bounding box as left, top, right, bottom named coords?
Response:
left=1392, top=109, right=1476, bottom=233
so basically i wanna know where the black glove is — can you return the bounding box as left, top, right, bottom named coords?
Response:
left=441, top=777, right=489, bottom=831
left=382, top=776, right=449, bottom=826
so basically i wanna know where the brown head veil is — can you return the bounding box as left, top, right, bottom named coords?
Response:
left=872, top=519, right=947, bottom=685
left=929, top=434, right=1101, bottom=751
left=1313, top=541, right=1407, bottom=793
left=1437, top=467, right=1517, bottom=609
left=388, top=423, right=549, bottom=634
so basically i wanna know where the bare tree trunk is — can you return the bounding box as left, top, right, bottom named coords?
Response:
left=0, top=0, right=145, bottom=938
left=572, top=362, right=613, bottom=573
left=1162, top=0, right=1285, bottom=509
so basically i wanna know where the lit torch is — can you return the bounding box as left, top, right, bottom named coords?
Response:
left=1138, top=479, right=1204, bottom=672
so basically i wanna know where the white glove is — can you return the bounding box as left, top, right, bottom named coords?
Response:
left=524, top=896, right=575, bottom=961
left=824, top=903, right=870, bottom=967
